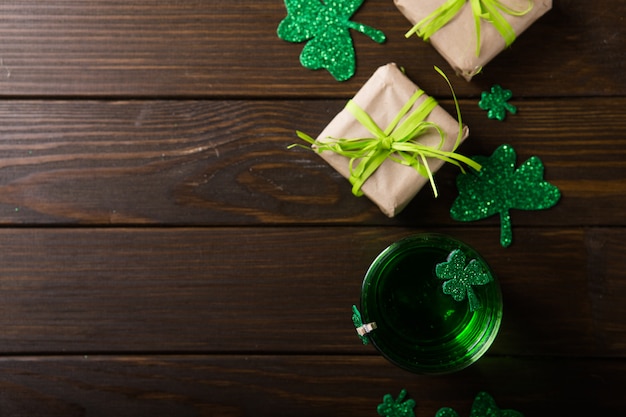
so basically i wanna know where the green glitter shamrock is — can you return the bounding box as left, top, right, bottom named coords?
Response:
left=479, top=85, right=517, bottom=121
left=352, top=305, right=376, bottom=344
left=435, top=391, right=524, bottom=417
left=277, top=0, right=385, bottom=81
left=451, top=144, right=561, bottom=248
left=436, top=249, right=492, bottom=312
left=377, top=389, right=416, bottom=417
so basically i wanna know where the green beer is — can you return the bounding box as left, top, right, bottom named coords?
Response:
left=360, top=234, right=502, bottom=374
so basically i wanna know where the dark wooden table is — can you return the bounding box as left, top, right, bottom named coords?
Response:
left=0, top=1, right=624, bottom=415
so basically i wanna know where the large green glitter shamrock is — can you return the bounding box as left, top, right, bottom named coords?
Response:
left=436, top=249, right=493, bottom=312
left=377, top=389, right=416, bottom=417
left=436, top=391, right=524, bottom=417
left=479, top=85, right=517, bottom=121
left=450, top=144, right=561, bottom=247
left=277, top=0, right=385, bottom=81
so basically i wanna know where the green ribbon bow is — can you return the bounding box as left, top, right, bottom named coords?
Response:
left=294, top=67, right=481, bottom=198
left=405, top=0, right=533, bottom=57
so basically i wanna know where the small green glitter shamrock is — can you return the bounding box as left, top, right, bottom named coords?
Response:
left=450, top=144, right=561, bottom=247
left=351, top=305, right=369, bottom=345
left=479, top=85, right=517, bottom=121
left=277, top=0, right=385, bottom=81
left=436, top=249, right=492, bottom=312
left=377, top=389, right=416, bottom=417
left=435, top=391, right=524, bottom=417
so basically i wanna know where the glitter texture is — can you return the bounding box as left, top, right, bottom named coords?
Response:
left=435, top=391, right=524, bottom=417
left=377, top=389, right=416, bottom=417
left=277, top=0, right=385, bottom=81
left=351, top=304, right=370, bottom=344
left=436, top=249, right=493, bottom=312
left=479, top=85, right=517, bottom=121
left=450, top=144, right=561, bottom=247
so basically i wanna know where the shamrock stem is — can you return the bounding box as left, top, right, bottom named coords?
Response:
left=467, top=287, right=481, bottom=312
left=500, top=210, right=513, bottom=247
left=345, top=20, right=386, bottom=43
left=396, top=389, right=407, bottom=403
left=504, top=102, right=518, bottom=115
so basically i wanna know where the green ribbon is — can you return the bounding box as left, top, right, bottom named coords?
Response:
left=405, top=0, right=533, bottom=57
left=293, top=67, right=481, bottom=198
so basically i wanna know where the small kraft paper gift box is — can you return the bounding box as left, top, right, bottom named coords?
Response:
left=295, top=63, right=478, bottom=217
left=395, top=0, right=552, bottom=81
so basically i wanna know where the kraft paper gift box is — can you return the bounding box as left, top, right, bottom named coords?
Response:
left=301, top=63, right=471, bottom=217
left=395, top=0, right=552, bottom=81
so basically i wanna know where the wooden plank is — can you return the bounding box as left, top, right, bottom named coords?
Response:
left=584, top=227, right=626, bottom=354
left=0, top=227, right=623, bottom=357
left=0, top=1, right=623, bottom=97
left=0, top=355, right=622, bottom=416
left=0, top=98, right=624, bottom=225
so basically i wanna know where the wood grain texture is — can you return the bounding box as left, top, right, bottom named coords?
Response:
left=0, top=355, right=622, bottom=416
left=0, top=0, right=624, bottom=414
left=0, top=1, right=622, bottom=98
left=0, top=98, right=624, bottom=225
left=0, top=227, right=623, bottom=357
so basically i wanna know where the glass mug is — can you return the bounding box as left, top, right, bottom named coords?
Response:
left=358, top=234, right=502, bottom=374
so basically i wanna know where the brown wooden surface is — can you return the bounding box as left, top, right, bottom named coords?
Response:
left=0, top=1, right=624, bottom=415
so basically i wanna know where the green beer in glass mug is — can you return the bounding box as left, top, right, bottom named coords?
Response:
left=359, top=234, right=502, bottom=374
